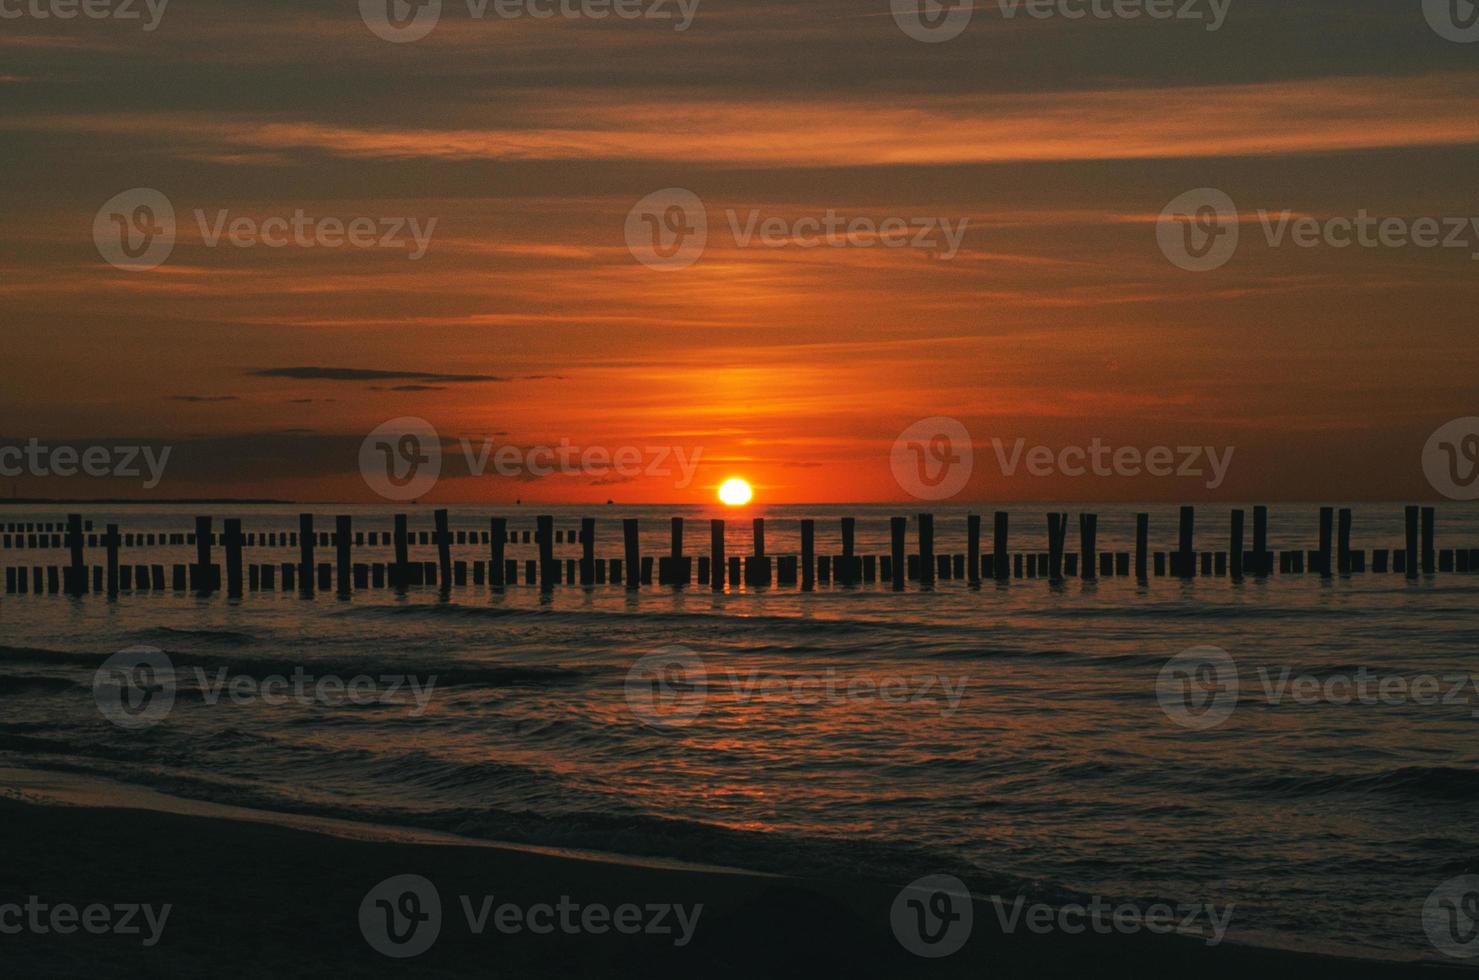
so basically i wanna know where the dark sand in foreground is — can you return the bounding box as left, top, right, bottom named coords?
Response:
left=0, top=793, right=1440, bottom=979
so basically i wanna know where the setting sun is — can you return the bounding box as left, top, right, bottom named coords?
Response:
left=718, top=478, right=753, bottom=506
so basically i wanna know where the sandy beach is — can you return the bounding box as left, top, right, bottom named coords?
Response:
left=0, top=772, right=1430, bottom=979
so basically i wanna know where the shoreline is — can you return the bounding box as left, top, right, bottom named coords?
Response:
left=0, top=768, right=1436, bottom=978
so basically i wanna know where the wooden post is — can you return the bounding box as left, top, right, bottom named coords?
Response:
left=490, top=518, right=508, bottom=588
left=1404, top=505, right=1420, bottom=579
left=840, top=517, right=856, bottom=586
left=581, top=517, right=596, bottom=585
left=105, top=523, right=120, bottom=598
left=802, top=519, right=816, bottom=591
left=394, top=514, right=410, bottom=589
left=890, top=517, right=906, bottom=591
left=299, top=513, right=314, bottom=594
left=967, top=513, right=981, bottom=586
left=1136, top=513, right=1149, bottom=580
left=66, top=513, right=86, bottom=596
left=194, top=515, right=213, bottom=593
left=748, top=518, right=766, bottom=587
left=537, top=515, right=554, bottom=590
left=993, top=512, right=1009, bottom=582
left=623, top=519, right=640, bottom=591
left=1337, top=508, right=1352, bottom=575
left=1079, top=513, right=1097, bottom=581
left=752, top=518, right=765, bottom=558
left=1252, top=505, right=1268, bottom=575
left=1318, top=506, right=1334, bottom=578
left=918, top=513, right=935, bottom=589
left=1047, top=513, right=1065, bottom=582
left=434, top=509, right=453, bottom=589
left=336, top=515, right=352, bottom=594
left=1177, top=506, right=1195, bottom=578
left=224, top=518, right=244, bottom=597
left=710, top=519, right=725, bottom=592
left=1230, top=509, right=1245, bottom=580
left=1422, top=506, right=1436, bottom=575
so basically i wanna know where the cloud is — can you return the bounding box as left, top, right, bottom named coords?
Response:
left=167, top=395, right=240, bottom=402
left=19, top=74, right=1479, bottom=167
left=250, top=367, right=507, bottom=382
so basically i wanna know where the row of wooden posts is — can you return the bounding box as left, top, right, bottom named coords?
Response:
left=2, top=506, right=1472, bottom=599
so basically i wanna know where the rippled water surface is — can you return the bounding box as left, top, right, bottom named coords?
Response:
left=2, top=503, right=1477, bottom=962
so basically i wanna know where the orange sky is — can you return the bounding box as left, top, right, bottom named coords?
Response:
left=1, top=2, right=1476, bottom=503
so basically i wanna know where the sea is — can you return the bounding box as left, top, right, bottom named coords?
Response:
left=1, top=502, right=1477, bottom=963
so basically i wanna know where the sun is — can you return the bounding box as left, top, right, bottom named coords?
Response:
left=718, top=478, right=753, bottom=506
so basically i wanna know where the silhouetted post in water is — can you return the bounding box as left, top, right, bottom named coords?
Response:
left=105, top=523, right=120, bottom=598
left=581, top=517, right=596, bottom=585
left=393, top=514, right=410, bottom=589
left=433, top=509, right=453, bottom=590
left=890, top=517, right=906, bottom=591
left=802, top=519, right=817, bottom=591
left=537, top=515, right=555, bottom=591
left=623, top=519, right=640, bottom=591
left=195, top=516, right=214, bottom=594
left=1422, top=506, right=1436, bottom=575
left=336, top=515, right=352, bottom=595
left=1047, top=513, right=1066, bottom=582
left=490, top=518, right=507, bottom=588
left=66, top=513, right=86, bottom=596
left=667, top=516, right=686, bottom=586
left=967, top=514, right=981, bottom=586
left=1177, top=506, right=1195, bottom=577
left=1404, top=505, right=1419, bottom=579
left=298, top=514, right=314, bottom=595
left=1135, top=513, right=1149, bottom=580
left=1079, top=513, right=1097, bottom=581
left=1252, top=505, right=1268, bottom=576
left=224, top=519, right=244, bottom=597
left=840, top=517, right=856, bottom=586
left=1230, top=509, right=1245, bottom=580
left=993, top=512, right=1009, bottom=582
left=1318, top=507, right=1334, bottom=578
left=748, top=518, right=770, bottom=587
left=1337, top=508, right=1352, bottom=575
left=711, top=519, right=726, bottom=592
left=918, top=513, right=935, bottom=589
